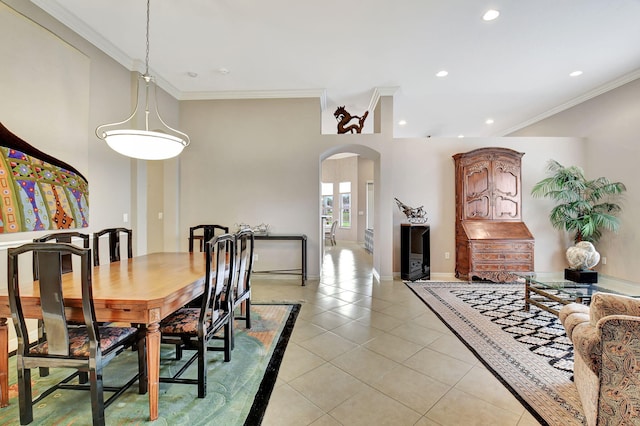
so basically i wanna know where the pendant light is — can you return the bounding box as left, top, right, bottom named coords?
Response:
left=96, top=0, right=189, bottom=160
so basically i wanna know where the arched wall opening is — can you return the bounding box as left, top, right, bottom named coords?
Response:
left=320, top=144, right=382, bottom=278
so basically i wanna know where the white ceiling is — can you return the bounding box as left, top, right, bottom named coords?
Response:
left=32, top=0, right=640, bottom=138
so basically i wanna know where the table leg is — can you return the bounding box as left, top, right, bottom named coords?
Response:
left=301, top=236, right=307, bottom=286
left=146, top=322, right=160, bottom=420
left=524, top=280, right=531, bottom=312
left=0, top=318, right=8, bottom=407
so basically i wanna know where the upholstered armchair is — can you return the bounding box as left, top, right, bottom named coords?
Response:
left=559, top=292, right=640, bottom=426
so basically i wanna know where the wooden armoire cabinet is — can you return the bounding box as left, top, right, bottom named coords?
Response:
left=453, top=147, right=534, bottom=282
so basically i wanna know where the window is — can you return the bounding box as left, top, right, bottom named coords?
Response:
left=321, top=182, right=333, bottom=223
left=339, top=181, right=351, bottom=228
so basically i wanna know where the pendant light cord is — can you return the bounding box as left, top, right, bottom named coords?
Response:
left=145, top=0, right=150, bottom=77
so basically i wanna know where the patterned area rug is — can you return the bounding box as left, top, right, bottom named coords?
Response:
left=0, top=303, right=299, bottom=426
left=406, top=281, right=584, bottom=426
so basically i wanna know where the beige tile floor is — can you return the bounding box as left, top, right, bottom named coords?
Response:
left=254, top=242, right=543, bottom=426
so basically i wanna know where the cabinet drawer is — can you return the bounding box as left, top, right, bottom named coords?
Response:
left=472, top=262, right=532, bottom=272
left=470, top=241, right=533, bottom=252
left=472, top=252, right=532, bottom=262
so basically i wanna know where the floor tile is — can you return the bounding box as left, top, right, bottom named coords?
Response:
left=373, top=364, right=451, bottom=415
left=425, top=388, right=522, bottom=426
left=330, top=320, right=385, bottom=345
left=289, top=363, right=369, bottom=411
left=403, top=346, right=474, bottom=386
left=331, top=346, right=399, bottom=385
left=298, top=331, right=358, bottom=361
left=277, top=342, right=326, bottom=382
left=455, top=365, right=526, bottom=415
left=329, top=385, right=422, bottom=426
left=262, top=384, right=324, bottom=426
left=363, top=332, right=424, bottom=362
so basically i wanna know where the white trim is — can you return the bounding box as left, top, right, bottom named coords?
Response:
left=180, top=89, right=326, bottom=102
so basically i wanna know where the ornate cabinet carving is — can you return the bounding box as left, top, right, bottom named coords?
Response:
left=453, top=147, right=534, bottom=282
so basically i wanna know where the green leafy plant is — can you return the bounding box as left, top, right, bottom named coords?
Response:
left=531, top=160, right=626, bottom=244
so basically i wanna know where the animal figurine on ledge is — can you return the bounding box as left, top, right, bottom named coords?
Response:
left=394, top=197, right=428, bottom=224
left=334, top=106, right=369, bottom=134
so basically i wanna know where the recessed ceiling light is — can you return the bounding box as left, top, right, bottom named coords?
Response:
left=569, top=70, right=583, bottom=77
left=485, top=119, right=494, bottom=125
left=436, top=70, right=448, bottom=77
left=483, top=9, right=500, bottom=21
left=398, top=120, right=407, bottom=126
left=187, top=71, right=198, bottom=78
left=458, top=134, right=465, bottom=138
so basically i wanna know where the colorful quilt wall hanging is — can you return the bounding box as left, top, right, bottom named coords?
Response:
left=0, top=122, right=89, bottom=233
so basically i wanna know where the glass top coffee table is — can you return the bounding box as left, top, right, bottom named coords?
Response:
left=516, top=272, right=640, bottom=316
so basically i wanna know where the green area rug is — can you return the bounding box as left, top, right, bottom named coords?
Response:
left=0, top=303, right=299, bottom=425
left=406, top=281, right=584, bottom=426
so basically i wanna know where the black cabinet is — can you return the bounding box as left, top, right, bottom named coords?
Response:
left=401, top=224, right=430, bottom=281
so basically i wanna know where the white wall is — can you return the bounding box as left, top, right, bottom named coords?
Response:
left=510, top=77, right=640, bottom=282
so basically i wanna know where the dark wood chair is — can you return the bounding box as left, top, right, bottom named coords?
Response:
left=188, top=224, right=229, bottom=252
left=92, top=228, right=132, bottom=266
left=184, top=225, right=229, bottom=311
left=159, top=233, right=234, bottom=398
left=229, top=229, right=254, bottom=349
left=32, top=231, right=91, bottom=378
left=7, top=242, right=146, bottom=426
left=33, top=232, right=90, bottom=280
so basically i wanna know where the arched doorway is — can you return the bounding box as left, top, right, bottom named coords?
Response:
left=320, top=144, right=381, bottom=277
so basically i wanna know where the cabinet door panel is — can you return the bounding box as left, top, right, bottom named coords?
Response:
left=464, top=161, right=491, bottom=219
left=492, top=159, right=521, bottom=219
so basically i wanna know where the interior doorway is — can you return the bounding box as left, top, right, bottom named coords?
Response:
left=320, top=145, right=380, bottom=277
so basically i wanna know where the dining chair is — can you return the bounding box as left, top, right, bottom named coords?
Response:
left=325, top=220, right=338, bottom=246
left=188, top=224, right=229, bottom=252
left=7, top=242, right=146, bottom=426
left=159, top=233, right=234, bottom=398
left=92, top=227, right=132, bottom=266
left=32, top=231, right=90, bottom=378
left=229, top=228, right=254, bottom=349
left=33, top=231, right=90, bottom=279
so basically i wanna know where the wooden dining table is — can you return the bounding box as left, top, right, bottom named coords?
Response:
left=0, top=252, right=207, bottom=421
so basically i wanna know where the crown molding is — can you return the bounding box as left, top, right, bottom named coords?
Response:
left=180, top=89, right=327, bottom=103
left=368, top=86, right=399, bottom=112
left=499, top=69, right=640, bottom=136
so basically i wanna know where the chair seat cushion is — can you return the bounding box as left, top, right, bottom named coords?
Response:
left=160, top=308, right=222, bottom=334
left=30, top=326, right=138, bottom=358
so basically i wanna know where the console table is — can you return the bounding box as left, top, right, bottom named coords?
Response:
left=253, top=234, right=307, bottom=285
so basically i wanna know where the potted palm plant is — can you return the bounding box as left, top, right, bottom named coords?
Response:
left=531, top=160, right=626, bottom=281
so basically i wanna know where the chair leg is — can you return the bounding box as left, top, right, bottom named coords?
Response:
left=197, top=343, right=206, bottom=398
left=17, top=366, right=33, bottom=425
left=175, top=344, right=183, bottom=361
left=224, top=322, right=231, bottom=362
left=230, top=309, right=235, bottom=350
left=89, top=368, right=106, bottom=426
left=79, top=371, right=89, bottom=384
left=245, top=299, right=252, bottom=329
left=37, top=320, right=49, bottom=378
